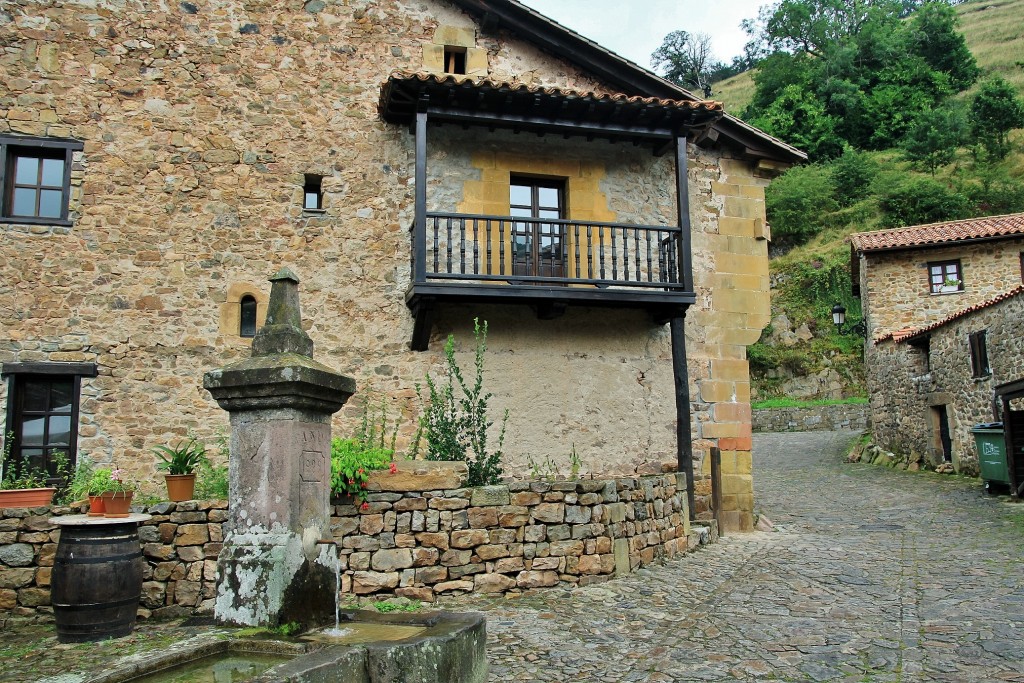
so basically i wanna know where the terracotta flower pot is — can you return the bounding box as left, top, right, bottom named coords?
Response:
left=87, top=494, right=106, bottom=517
left=164, top=473, right=196, bottom=502
left=0, top=487, right=57, bottom=509
left=101, top=491, right=134, bottom=518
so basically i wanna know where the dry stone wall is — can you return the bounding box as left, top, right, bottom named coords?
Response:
left=0, top=474, right=713, bottom=623
left=752, top=404, right=869, bottom=433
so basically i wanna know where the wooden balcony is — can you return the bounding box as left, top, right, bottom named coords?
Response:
left=406, top=212, right=695, bottom=349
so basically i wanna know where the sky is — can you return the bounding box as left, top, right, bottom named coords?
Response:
left=518, top=0, right=766, bottom=69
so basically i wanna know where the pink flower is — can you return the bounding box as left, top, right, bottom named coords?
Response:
left=361, top=502, right=369, bottom=511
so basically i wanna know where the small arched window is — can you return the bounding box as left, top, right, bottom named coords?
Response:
left=239, top=295, right=258, bottom=338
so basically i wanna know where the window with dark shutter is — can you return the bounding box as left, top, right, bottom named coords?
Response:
left=969, top=330, right=990, bottom=378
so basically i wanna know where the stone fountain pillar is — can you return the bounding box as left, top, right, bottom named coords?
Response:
left=204, top=268, right=354, bottom=627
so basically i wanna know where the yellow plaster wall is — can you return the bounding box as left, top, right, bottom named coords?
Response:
left=456, top=151, right=619, bottom=277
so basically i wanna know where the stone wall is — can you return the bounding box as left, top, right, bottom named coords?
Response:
left=867, top=291, right=1024, bottom=474
left=860, top=238, right=1024, bottom=340
left=0, top=474, right=714, bottom=623
left=752, top=404, right=869, bottom=433
left=0, top=0, right=779, bottom=534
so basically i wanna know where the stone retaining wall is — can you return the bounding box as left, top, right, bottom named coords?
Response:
left=0, top=474, right=712, bottom=624
left=752, top=405, right=870, bottom=433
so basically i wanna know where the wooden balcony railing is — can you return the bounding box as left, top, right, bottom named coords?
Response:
left=412, top=212, right=687, bottom=290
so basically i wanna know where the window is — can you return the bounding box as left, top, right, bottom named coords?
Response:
left=303, top=174, right=323, bottom=211
left=1, top=135, right=83, bottom=225
left=2, top=363, right=96, bottom=482
left=510, top=177, right=565, bottom=279
left=928, top=260, right=962, bottom=294
left=969, top=330, right=990, bottom=378
left=239, top=295, right=258, bottom=338
left=444, top=47, right=467, bottom=75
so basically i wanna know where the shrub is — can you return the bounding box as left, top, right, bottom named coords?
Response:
left=416, top=319, right=508, bottom=487
left=765, top=163, right=838, bottom=248
left=878, top=177, right=970, bottom=227
left=330, top=437, right=392, bottom=507
left=830, top=148, right=877, bottom=207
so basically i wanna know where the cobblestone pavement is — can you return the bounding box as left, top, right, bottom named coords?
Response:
left=447, top=431, right=1024, bottom=682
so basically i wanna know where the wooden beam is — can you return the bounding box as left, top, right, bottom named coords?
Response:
left=675, top=136, right=694, bottom=293
left=670, top=314, right=695, bottom=520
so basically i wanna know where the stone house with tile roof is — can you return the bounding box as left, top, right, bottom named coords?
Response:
left=0, top=0, right=804, bottom=532
left=851, top=213, right=1024, bottom=472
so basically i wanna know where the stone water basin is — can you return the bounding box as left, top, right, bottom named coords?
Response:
left=88, top=610, right=487, bottom=683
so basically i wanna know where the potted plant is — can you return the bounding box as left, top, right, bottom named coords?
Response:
left=89, top=468, right=138, bottom=518
left=0, top=432, right=66, bottom=508
left=940, top=277, right=961, bottom=293
left=152, top=438, right=207, bottom=502
left=61, top=457, right=100, bottom=514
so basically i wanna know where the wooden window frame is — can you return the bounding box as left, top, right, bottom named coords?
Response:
left=509, top=175, right=566, bottom=279
left=928, top=259, right=963, bottom=294
left=2, top=362, right=97, bottom=483
left=0, top=135, right=82, bottom=226
left=969, top=330, right=990, bottom=379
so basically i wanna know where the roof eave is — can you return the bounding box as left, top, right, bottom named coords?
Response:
left=447, top=0, right=807, bottom=164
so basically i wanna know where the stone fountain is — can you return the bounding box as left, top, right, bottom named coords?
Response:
left=204, top=268, right=355, bottom=627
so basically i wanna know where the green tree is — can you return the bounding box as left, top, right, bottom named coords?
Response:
left=900, top=104, right=967, bottom=174
left=750, top=84, right=844, bottom=160
left=651, top=31, right=722, bottom=95
left=970, top=76, right=1024, bottom=161
left=830, top=148, right=877, bottom=206
left=878, top=177, right=971, bottom=227
left=765, top=163, right=839, bottom=247
left=907, top=1, right=978, bottom=91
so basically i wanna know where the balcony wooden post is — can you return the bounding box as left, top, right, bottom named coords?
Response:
left=670, top=313, right=695, bottom=520
left=674, top=135, right=693, bottom=292
left=414, top=106, right=428, bottom=285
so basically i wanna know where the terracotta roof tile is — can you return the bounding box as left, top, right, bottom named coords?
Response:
left=850, top=212, right=1024, bottom=252
left=874, top=285, right=1024, bottom=344
left=385, top=70, right=724, bottom=113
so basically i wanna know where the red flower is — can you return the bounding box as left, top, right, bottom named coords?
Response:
left=361, top=502, right=369, bottom=510
left=348, top=478, right=355, bottom=485
left=357, top=468, right=365, bottom=475
left=360, top=481, right=368, bottom=488
left=389, top=462, right=398, bottom=474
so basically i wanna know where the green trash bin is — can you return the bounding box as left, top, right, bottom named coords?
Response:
left=972, top=422, right=1009, bottom=493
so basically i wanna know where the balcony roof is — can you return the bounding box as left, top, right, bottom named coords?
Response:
left=379, top=71, right=725, bottom=149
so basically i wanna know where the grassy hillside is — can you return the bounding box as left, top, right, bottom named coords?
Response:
left=709, top=0, right=1024, bottom=115
left=719, top=0, right=1024, bottom=399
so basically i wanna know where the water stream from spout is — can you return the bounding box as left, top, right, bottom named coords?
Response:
left=321, top=542, right=352, bottom=638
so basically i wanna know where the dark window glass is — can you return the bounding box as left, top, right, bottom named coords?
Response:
left=240, top=295, right=258, bottom=338
left=928, top=260, right=962, bottom=294
left=969, top=330, right=990, bottom=378
left=5, top=375, right=80, bottom=482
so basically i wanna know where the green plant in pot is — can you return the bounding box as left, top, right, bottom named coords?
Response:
left=87, top=467, right=138, bottom=518
left=152, top=438, right=207, bottom=502
left=0, top=431, right=68, bottom=509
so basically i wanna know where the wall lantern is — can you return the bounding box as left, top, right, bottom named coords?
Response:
left=832, top=303, right=867, bottom=338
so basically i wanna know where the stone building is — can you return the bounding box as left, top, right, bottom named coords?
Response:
left=851, top=213, right=1024, bottom=472
left=0, top=0, right=803, bottom=531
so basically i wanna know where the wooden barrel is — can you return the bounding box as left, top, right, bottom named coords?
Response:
left=51, top=520, right=145, bottom=643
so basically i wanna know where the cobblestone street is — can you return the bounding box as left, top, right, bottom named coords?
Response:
left=451, top=431, right=1024, bottom=682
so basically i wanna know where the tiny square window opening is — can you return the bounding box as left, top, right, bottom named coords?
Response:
left=444, top=47, right=467, bottom=75
left=303, top=174, right=323, bottom=211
